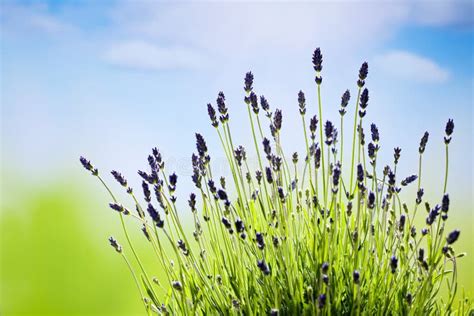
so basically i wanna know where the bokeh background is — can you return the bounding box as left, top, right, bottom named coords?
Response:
left=1, top=1, right=473, bottom=315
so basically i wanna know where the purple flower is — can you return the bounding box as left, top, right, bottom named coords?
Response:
left=353, top=270, right=360, bottom=284
left=390, top=255, right=398, bottom=273
left=318, top=294, right=326, bottom=309
left=80, top=156, right=98, bottom=176
left=108, top=236, right=122, bottom=253
left=401, top=175, right=417, bottom=186
left=111, top=170, right=127, bottom=187
left=441, top=194, right=449, bottom=212
left=260, top=95, right=270, bottom=112
left=419, top=132, right=429, bottom=154
left=312, top=48, right=323, bottom=72
left=244, top=71, right=254, bottom=93
left=298, top=90, right=306, bottom=115
left=207, top=103, right=219, bottom=127
left=446, top=229, right=460, bottom=244
left=257, top=259, right=271, bottom=275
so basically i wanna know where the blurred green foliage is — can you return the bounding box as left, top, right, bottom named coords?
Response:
left=0, top=177, right=143, bottom=315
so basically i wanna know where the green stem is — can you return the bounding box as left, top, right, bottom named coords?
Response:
left=317, top=82, right=327, bottom=203
left=443, top=144, right=449, bottom=193
left=349, top=88, right=362, bottom=195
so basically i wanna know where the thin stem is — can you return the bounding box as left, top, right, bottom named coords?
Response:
left=317, top=82, right=327, bottom=202
left=443, top=144, right=449, bottom=193
left=349, top=87, right=362, bottom=195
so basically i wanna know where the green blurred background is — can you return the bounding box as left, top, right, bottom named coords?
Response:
left=0, top=173, right=143, bottom=315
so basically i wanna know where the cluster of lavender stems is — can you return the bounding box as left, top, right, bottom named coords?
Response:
left=80, top=48, right=470, bottom=315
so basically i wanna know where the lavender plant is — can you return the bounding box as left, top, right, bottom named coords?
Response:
left=80, top=49, right=471, bottom=315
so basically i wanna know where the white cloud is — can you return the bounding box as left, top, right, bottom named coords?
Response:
left=103, top=1, right=471, bottom=71
left=103, top=41, right=206, bottom=70
left=102, top=1, right=407, bottom=71
left=373, top=50, right=450, bottom=83
left=110, top=2, right=406, bottom=55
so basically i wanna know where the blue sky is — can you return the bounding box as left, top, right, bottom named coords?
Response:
left=1, top=1, right=473, bottom=207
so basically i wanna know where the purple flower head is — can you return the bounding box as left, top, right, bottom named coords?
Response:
left=142, top=181, right=151, bottom=202
left=359, top=88, right=369, bottom=117
left=446, top=229, right=460, bottom=245
left=341, top=89, right=351, bottom=108
left=292, top=152, right=298, bottom=164
left=256, top=232, right=265, bottom=249
left=390, top=255, right=398, bottom=273
left=426, top=205, right=441, bottom=225
left=80, top=156, right=98, bottom=176
left=441, top=194, right=449, bottom=212
left=168, top=173, right=178, bottom=191
left=217, top=91, right=229, bottom=122
left=358, top=62, right=369, bottom=83
left=368, top=191, right=375, bottom=209
left=249, top=92, right=259, bottom=114
left=324, top=120, right=335, bottom=145
left=265, top=167, right=273, bottom=184
left=234, top=145, right=247, bottom=166
left=419, top=131, right=429, bottom=154
left=221, top=217, right=231, bottom=229
left=399, top=215, right=406, bottom=232
left=257, top=259, right=271, bottom=275
left=318, top=294, right=326, bottom=309
left=195, top=133, right=208, bottom=158
left=339, top=90, right=350, bottom=115
left=353, top=270, right=360, bottom=284
left=235, top=218, right=245, bottom=233
left=332, top=163, right=341, bottom=190
left=108, top=236, right=122, bottom=253
left=368, top=142, right=377, bottom=160
left=445, top=119, right=454, bottom=144
left=321, top=262, right=329, bottom=273
left=255, top=170, right=262, bottom=184
left=188, top=193, right=196, bottom=212
left=207, top=103, right=219, bottom=127
left=273, top=109, right=282, bottom=132
left=111, top=170, right=127, bottom=187
left=298, top=90, right=306, bottom=115
left=418, top=248, right=425, bottom=262
left=262, top=137, right=272, bottom=160
left=401, top=175, right=417, bottom=186
left=109, top=203, right=127, bottom=214
left=370, top=123, right=379, bottom=142
left=312, top=48, right=323, bottom=72
left=260, top=95, right=270, bottom=112
left=277, top=186, right=285, bottom=202
left=416, top=188, right=424, bottom=204
left=357, top=164, right=364, bottom=183
left=244, top=71, right=254, bottom=93
left=80, top=156, right=93, bottom=171
left=310, top=115, right=318, bottom=139
left=217, top=189, right=228, bottom=201
left=388, top=171, right=396, bottom=187
left=315, top=146, right=321, bottom=169
left=360, top=88, right=369, bottom=108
